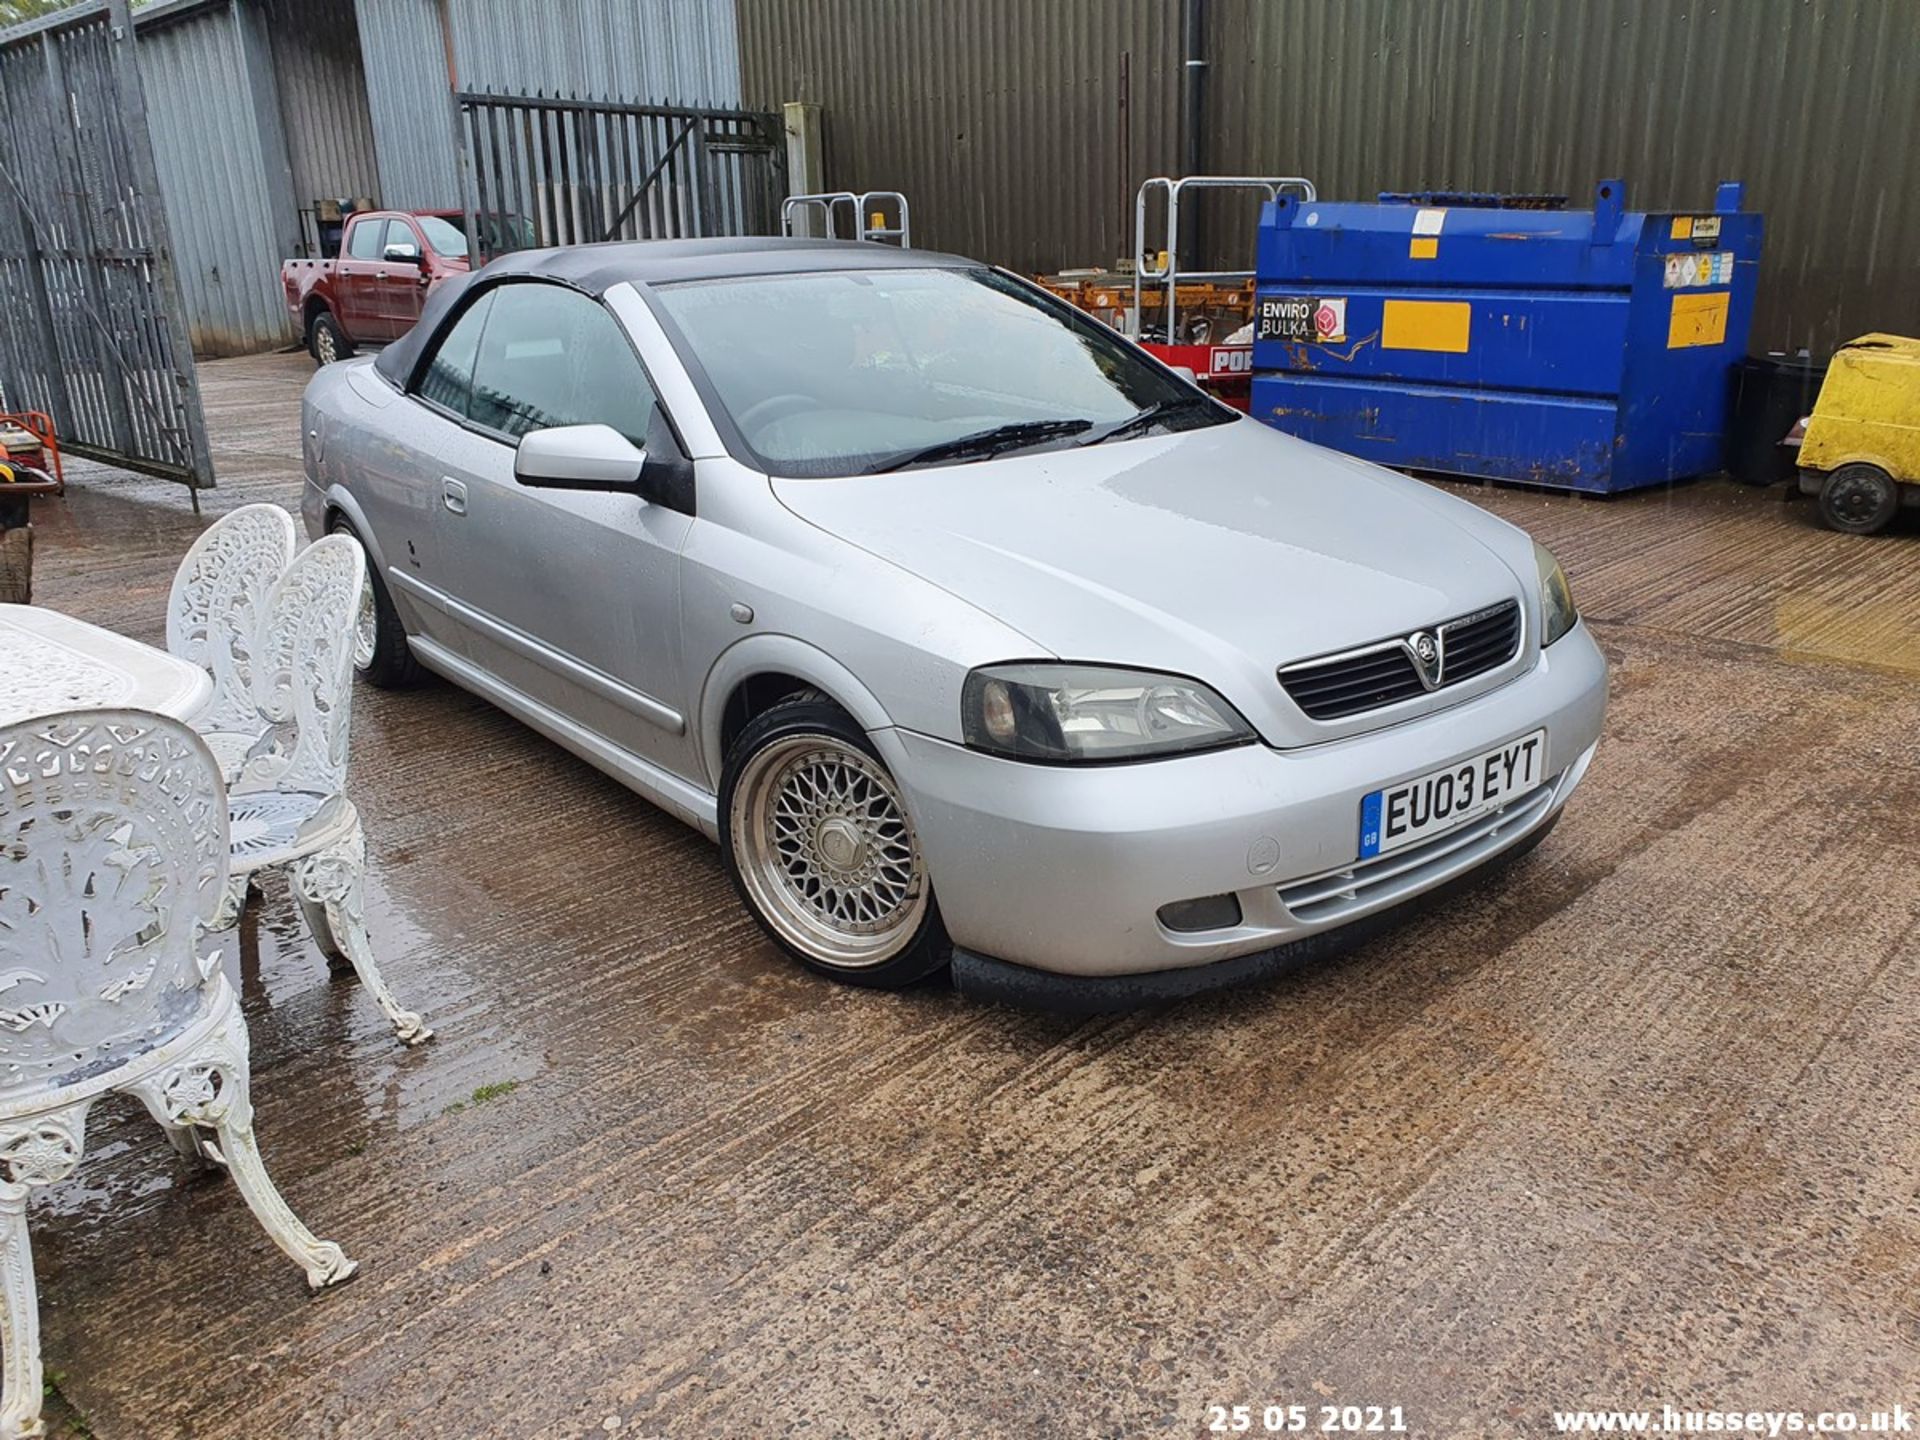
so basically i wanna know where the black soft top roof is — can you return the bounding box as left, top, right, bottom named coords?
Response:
left=372, top=236, right=974, bottom=388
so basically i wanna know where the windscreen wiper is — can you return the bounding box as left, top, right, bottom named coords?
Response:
left=1078, top=394, right=1223, bottom=447
left=867, top=418, right=1093, bottom=473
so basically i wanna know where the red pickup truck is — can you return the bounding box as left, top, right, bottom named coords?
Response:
left=283, top=210, right=476, bottom=364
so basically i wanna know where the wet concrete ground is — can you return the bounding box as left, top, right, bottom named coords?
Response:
left=16, top=352, right=1920, bottom=1439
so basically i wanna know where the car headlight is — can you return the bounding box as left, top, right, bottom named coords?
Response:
left=962, top=663, right=1256, bottom=763
left=1535, top=542, right=1578, bottom=646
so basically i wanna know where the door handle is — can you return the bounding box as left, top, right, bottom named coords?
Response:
left=442, top=478, right=468, bottom=515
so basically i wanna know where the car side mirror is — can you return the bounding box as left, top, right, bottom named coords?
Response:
left=515, top=424, right=646, bottom=491
left=512, top=406, right=695, bottom=515
left=383, top=242, right=424, bottom=265
left=1169, top=365, right=1199, bottom=384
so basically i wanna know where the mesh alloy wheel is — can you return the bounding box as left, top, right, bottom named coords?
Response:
left=729, top=733, right=929, bottom=970
left=350, top=569, right=377, bottom=672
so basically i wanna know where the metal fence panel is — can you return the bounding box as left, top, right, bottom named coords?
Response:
left=0, top=0, right=211, bottom=489
left=459, top=93, right=785, bottom=253
left=358, top=0, right=748, bottom=216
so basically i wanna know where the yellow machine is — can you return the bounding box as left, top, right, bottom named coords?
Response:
left=1796, top=334, right=1920, bottom=534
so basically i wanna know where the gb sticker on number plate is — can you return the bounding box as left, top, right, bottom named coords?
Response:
left=1358, top=729, right=1547, bottom=860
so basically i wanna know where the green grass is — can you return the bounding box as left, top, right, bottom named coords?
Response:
left=43, top=1370, right=96, bottom=1440
left=443, top=1079, right=521, bottom=1115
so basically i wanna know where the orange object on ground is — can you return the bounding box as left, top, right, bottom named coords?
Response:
left=0, top=411, right=62, bottom=489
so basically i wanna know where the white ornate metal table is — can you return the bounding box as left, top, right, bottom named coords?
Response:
left=0, top=603, right=212, bottom=726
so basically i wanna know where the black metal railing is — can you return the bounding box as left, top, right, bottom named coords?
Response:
left=457, top=92, right=787, bottom=258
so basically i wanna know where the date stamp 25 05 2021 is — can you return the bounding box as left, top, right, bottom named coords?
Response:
left=1206, top=1403, right=1410, bottom=1435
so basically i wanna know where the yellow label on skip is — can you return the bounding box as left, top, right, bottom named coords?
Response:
left=1408, top=236, right=1439, bottom=260
left=1381, top=299, right=1471, bottom=354
left=1670, top=216, right=1694, bottom=239
left=1667, top=291, right=1729, bottom=349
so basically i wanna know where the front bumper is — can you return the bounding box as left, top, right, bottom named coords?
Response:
left=949, top=814, right=1560, bottom=1015
left=870, top=619, right=1607, bottom=986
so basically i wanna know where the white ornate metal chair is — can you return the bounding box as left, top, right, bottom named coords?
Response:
left=166, top=503, right=297, bottom=784
left=214, top=534, right=433, bottom=1047
left=0, top=709, right=357, bottom=1440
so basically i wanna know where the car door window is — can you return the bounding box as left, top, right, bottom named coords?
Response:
left=345, top=218, right=384, bottom=260
left=416, top=291, right=495, bottom=416
left=465, top=284, right=657, bottom=445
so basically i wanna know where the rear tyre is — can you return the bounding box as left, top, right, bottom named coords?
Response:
left=328, top=515, right=424, bottom=688
left=720, top=697, right=950, bottom=989
left=1818, top=463, right=1900, bottom=535
left=309, top=310, right=353, bottom=366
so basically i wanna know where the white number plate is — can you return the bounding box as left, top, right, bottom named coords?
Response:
left=1359, top=728, right=1547, bottom=859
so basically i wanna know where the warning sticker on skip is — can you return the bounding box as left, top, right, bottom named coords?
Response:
left=1664, top=252, right=1734, bottom=289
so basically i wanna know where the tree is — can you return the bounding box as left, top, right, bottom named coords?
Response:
left=0, top=0, right=78, bottom=23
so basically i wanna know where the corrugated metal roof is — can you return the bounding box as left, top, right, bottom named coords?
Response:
left=739, top=0, right=1920, bottom=356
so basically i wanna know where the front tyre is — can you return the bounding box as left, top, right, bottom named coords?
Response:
left=1818, top=463, right=1901, bottom=535
left=721, top=698, right=950, bottom=988
left=328, top=515, right=424, bottom=687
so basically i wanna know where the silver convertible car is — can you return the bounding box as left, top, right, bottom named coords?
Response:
left=301, top=237, right=1607, bottom=1012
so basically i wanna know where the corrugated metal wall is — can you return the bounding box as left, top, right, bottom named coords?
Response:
left=738, top=0, right=1920, bottom=356
left=265, top=0, right=381, bottom=215
left=138, top=1, right=295, bottom=354
left=353, top=0, right=462, bottom=208
left=355, top=0, right=746, bottom=213
left=450, top=0, right=741, bottom=103
left=739, top=0, right=1181, bottom=272
left=1204, top=0, right=1920, bottom=355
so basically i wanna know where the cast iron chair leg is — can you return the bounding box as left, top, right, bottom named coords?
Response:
left=291, top=823, right=432, bottom=1046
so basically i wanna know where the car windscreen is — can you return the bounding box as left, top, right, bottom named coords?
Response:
left=417, top=214, right=470, bottom=257
left=650, top=266, right=1227, bottom=478
left=438, top=213, right=538, bottom=257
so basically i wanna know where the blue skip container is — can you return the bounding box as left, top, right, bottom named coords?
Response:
left=1249, top=179, right=1763, bottom=493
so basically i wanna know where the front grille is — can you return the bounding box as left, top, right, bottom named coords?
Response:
left=1276, top=774, right=1558, bottom=924
left=1278, top=599, right=1523, bottom=721
left=1442, top=601, right=1525, bottom=684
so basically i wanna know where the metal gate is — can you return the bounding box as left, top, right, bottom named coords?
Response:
left=458, top=93, right=787, bottom=255
left=0, top=0, right=211, bottom=492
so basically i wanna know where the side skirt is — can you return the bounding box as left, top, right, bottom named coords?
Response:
left=408, top=635, right=721, bottom=840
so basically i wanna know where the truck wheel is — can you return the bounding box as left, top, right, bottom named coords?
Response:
left=328, top=515, right=424, bottom=687
left=1818, top=463, right=1900, bottom=535
left=309, top=311, right=353, bottom=366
